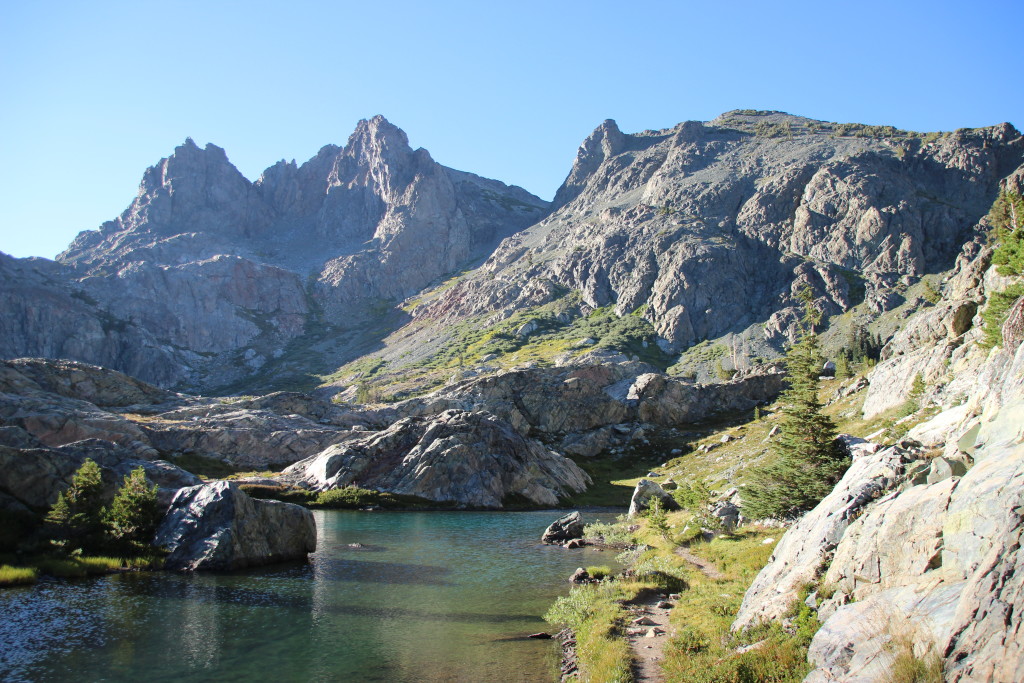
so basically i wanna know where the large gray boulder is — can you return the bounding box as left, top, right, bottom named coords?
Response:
left=155, top=481, right=316, bottom=571
left=542, top=511, right=584, bottom=544
left=282, top=409, right=590, bottom=508
left=627, top=479, right=680, bottom=517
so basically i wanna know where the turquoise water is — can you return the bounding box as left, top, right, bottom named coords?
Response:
left=0, top=510, right=620, bottom=682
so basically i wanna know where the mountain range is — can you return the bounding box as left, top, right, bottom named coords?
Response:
left=3, top=110, right=1020, bottom=397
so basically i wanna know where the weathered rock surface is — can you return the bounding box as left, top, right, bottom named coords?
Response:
left=542, top=511, right=585, bottom=544
left=0, top=434, right=199, bottom=511
left=738, top=287, right=1024, bottom=680
left=155, top=480, right=316, bottom=571
left=394, top=362, right=785, bottom=451
left=281, top=409, right=590, bottom=508
left=627, top=479, right=680, bottom=517
left=732, top=439, right=907, bottom=630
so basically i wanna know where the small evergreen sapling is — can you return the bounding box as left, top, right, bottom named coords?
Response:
left=743, top=288, right=849, bottom=520
left=104, top=467, right=160, bottom=554
left=45, top=459, right=106, bottom=552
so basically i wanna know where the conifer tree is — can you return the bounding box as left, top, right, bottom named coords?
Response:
left=104, top=467, right=160, bottom=554
left=743, top=288, right=849, bottom=520
left=46, top=459, right=106, bottom=552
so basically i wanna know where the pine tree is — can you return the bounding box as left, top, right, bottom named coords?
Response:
left=743, top=288, right=849, bottom=520
left=46, top=459, right=106, bottom=552
left=835, top=353, right=851, bottom=380
left=104, top=467, right=160, bottom=554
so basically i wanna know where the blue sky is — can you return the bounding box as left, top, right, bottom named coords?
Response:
left=1, top=0, right=1021, bottom=259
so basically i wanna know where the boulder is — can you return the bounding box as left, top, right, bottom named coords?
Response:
left=282, top=409, right=590, bottom=508
left=569, top=567, right=590, bottom=584
left=712, top=501, right=740, bottom=532
left=627, top=479, right=681, bottom=517
left=543, top=511, right=584, bottom=544
left=155, top=481, right=316, bottom=571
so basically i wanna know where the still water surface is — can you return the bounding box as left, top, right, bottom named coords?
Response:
left=0, top=510, right=620, bottom=682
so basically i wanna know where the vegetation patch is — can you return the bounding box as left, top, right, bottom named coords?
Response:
left=0, top=564, right=38, bottom=587
left=240, top=484, right=442, bottom=510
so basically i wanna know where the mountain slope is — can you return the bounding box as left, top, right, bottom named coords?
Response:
left=2, top=117, right=547, bottom=390
left=346, top=111, right=1022, bottom=395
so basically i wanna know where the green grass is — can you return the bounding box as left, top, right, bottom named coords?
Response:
left=560, top=456, right=648, bottom=507
left=33, top=554, right=163, bottom=578
left=0, top=565, right=38, bottom=586
left=544, top=581, right=637, bottom=683
left=241, top=484, right=443, bottom=510
left=886, top=639, right=944, bottom=683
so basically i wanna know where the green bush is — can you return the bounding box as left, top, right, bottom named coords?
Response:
left=989, top=192, right=1024, bottom=276
left=583, top=519, right=637, bottom=546
left=982, top=283, right=1024, bottom=348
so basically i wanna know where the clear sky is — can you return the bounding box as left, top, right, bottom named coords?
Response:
left=1, top=0, right=1021, bottom=259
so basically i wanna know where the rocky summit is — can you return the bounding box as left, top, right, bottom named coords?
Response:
left=1, top=116, right=546, bottom=391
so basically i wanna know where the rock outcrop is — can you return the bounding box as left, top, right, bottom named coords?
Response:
left=734, top=276, right=1024, bottom=681
left=281, top=409, right=590, bottom=508
left=392, top=362, right=785, bottom=453
left=155, top=481, right=317, bottom=571
left=542, top=511, right=585, bottom=544
left=627, top=479, right=681, bottom=517
left=731, top=438, right=909, bottom=630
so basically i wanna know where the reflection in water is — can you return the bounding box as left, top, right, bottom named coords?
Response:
left=0, top=510, right=620, bottom=683
left=181, top=580, right=220, bottom=672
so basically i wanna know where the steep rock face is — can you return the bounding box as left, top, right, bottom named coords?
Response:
left=3, top=117, right=547, bottom=390
left=281, top=409, right=591, bottom=508
left=154, top=481, right=316, bottom=571
left=393, top=363, right=785, bottom=450
left=380, top=113, right=1022, bottom=381
left=736, top=277, right=1024, bottom=681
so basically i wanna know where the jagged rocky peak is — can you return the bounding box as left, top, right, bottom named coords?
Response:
left=2, top=116, right=548, bottom=391
left=553, top=118, right=626, bottom=208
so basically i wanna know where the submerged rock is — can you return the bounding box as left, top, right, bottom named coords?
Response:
left=155, top=481, right=316, bottom=571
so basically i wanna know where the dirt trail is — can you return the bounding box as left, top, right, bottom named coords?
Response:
left=624, top=589, right=675, bottom=682
left=674, top=545, right=726, bottom=580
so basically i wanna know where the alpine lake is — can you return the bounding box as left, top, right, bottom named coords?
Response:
left=0, top=510, right=621, bottom=682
